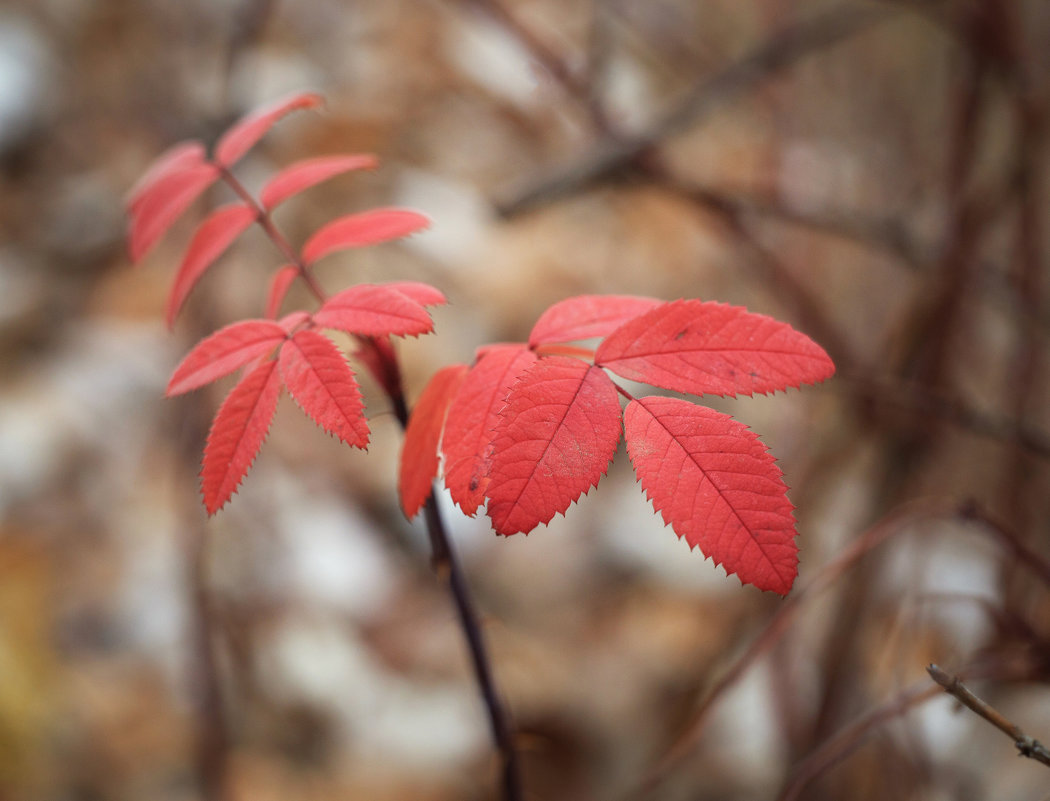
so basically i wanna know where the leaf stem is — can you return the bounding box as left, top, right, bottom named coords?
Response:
left=218, top=164, right=523, bottom=800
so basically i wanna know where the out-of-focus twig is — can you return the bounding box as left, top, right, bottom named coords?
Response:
left=776, top=681, right=943, bottom=801
left=832, top=374, right=1050, bottom=462
left=927, top=664, right=1050, bottom=769
left=628, top=499, right=954, bottom=799
left=497, top=5, right=893, bottom=217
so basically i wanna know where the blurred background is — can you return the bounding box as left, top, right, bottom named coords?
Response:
left=1, top=0, right=1049, bottom=799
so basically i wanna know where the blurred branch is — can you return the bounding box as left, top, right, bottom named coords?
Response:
left=497, top=4, right=893, bottom=217
left=457, top=0, right=614, bottom=132
left=776, top=681, right=943, bottom=801
left=927, top=664, right=1050, bottom=769
left=629, top=499, right=953, bottom=799
left=833, top=374, right=1050, bottom=462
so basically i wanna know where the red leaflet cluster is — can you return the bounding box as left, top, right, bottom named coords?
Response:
left=399, top=295, right=835, bottom=594
left=125, top=92, right=440, bottom=514
left=165, top=284, right=445, bottom=514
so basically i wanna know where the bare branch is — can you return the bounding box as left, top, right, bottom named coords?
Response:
left=927, top=664, right=1050, bottom=769
left=498, top=5, right=893, bottom=217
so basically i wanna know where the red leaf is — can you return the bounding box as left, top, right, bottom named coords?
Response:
left=278, top=329, right=369, bottom=448
left=165, top=204, right=257, bottom=327
left=277, top=310, right=311, bottom=333
left=201, top=358, right=282, bottom=515
left=383, top=281, right=447, bottom=307
left=167, top=319, right=287, bottom=396
left=214, top=91, right=324, bottom=167
left=528, top=294, right=661, bottom=347
left=260, top=154, right=378, bottom=209
left=399, top=364, right=469, bottom=518
left=127, top=163, right=219, bottom=262
left=265, top=264, right=300, bottom=319
left=313, top=284, right=433, bottom=337
left=595, top=299, right=835, bottom=397
left=442, top=345, right=537, bottom=516
left=301, top=208, right=430, bottom=265
left=623, top=396, right=797, bottom=594
left=486, top=357, right=622, bottom=535
left=126, top=141, right=207, bottom=213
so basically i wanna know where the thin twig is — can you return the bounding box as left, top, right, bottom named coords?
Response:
left=776, top=681, right=943, bottom=801
left=497, top=5, right=892, bottom=217
left=927, top=664, right=1050, bottom=769
left=628, top=499, right=951, bottom=799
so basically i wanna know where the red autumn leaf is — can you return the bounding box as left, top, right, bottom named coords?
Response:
left=201, top=358, right=283, bottom=515
left=165, top=204, right=257, bottom=327
left=595, top=299, right=835, bottom=398
left=126, top=141, right=207, bottom=214
left=528, top=294, right=661, bottom=347
left=623, top=396, right=797, bottom=594
left=485, top=357, right=622, bottom=535
left=127, top=163, right=219, bottom=262
left=278, top=329, right=369, bottom=448
left=277, top=310, right=311, bottom=333
left=260, top=153, right=378, bottom=210
left=265, top=264, right=300, bottom=319
left=166, top=319, right=287, bottom=396
left=214, top=91, right=324, bottom=167
left=313, top=284, right=433, bottom=337
left=383, top=281, right=447, bottom=307
left=399, top=364, right=469, bottom=518
left=442, top=345, right=537, bottom=516
left=301, top=208, right=430, bottom=265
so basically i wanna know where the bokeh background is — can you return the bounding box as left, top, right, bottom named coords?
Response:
left=2, top=0, right=1049, bottom=799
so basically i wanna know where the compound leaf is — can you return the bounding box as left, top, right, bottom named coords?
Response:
left=278, top=329, right=369, bottom=448
left=442, top=345, right=537, bottom=516
left=486, top=357, right=622, bottom=535
left=595, top=299, right=835, bottom=397
left=167, top=319, right=287, bottom=396
left=214, top=91, right=324, bottom=167
left=166, top=204, right=257, bottom=326
left=623, top=396, right=797, bottom=594
left=528, top=294, right=661, bottom=347
left=301, top=208, right=430, bottom=265
left=399, top=363, right=469, bottom=518
left=313, top=283, right=433, bottom=337
left=201, top=358, right=283, bottom=515
left=261, top=153, right=378, bottom=210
